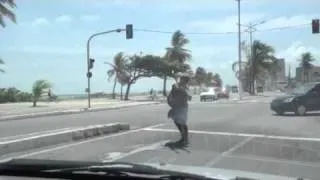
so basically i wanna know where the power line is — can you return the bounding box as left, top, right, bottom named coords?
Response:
left=133, top=23, right=309, bottom=35
left=134, top=28, right=235, bottom=35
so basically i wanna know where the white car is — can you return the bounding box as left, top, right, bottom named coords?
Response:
left=200, top=87, right=218, bottom=101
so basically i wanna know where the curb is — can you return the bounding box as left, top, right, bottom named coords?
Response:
left=0, top=123, right=130, bottom=157
left=215, top=99, right=271, bottom=104
left=0, top=101, right=162, bottom=122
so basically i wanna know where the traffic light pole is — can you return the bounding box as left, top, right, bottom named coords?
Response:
left=86, top=29, right=122, bottom=108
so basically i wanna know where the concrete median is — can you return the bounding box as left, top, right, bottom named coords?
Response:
left=0, top=123, right=130, bottom=156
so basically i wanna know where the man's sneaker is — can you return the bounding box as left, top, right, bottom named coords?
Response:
left=174, top=140, right=189, bottom=148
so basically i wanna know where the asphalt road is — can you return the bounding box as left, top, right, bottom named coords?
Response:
left=2, top=100, right=320, bottom=179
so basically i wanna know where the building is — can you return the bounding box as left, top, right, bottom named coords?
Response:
left=257, top=58, right=286, bottom=91
left=296, top=66, right=320, bottom=83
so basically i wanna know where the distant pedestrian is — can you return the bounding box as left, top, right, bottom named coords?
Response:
left=167, top=72, right=192, bottom=147
left=150, top=88, right=154, bottom=96
left=48, top=89, right=52, bottom=97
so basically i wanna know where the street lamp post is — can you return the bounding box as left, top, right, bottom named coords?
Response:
left=86, top=29, right=122, bottom=108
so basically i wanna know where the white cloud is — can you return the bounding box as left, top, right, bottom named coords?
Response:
left=55, top=15, right=73, bottom=23
left=31, top=17, right=50, bottom=26
left=258, top=14, right=319, bottom=31
left=187, top=14, right=320, bottom=33
left=80, top=15, right=100, bottom=22
left=112, top=0, right=142, bottom=8
left=7, top=46, right=121, bottom=57
left=187, top=13, right=265, bottom=33
left=277, top=41, right=320, bottom=75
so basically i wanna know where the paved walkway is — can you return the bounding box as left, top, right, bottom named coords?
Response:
left=0, top=95, right=164, bottom=117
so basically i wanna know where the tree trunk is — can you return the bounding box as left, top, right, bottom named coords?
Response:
left=33, top=100, right=37, bottom=107
left=248, top=74, right=252, bottom=94
left=251, top=76, right=255, bottom=95
left=112, top=77, right=117, bottom=99
left=163, top=75, right=167, bottom=96
left=120, top=84, right=123, bottom=100
left=124, top=83, right=132, bottom=101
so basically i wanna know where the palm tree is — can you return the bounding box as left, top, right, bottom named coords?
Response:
left=206, top=72, right=214, bottom=86
left=232, top=40, right=275, bottom=94
left=163, top=30, right=192, bottom=96
left=213, top=73, right=222, bottom=87
left=232, top=41, right=251, bottom=92
left=105, top=52, right=126, bottom=99
left=0, top=0, right=16, bottom=28
left=298, top=52, right=315, bottom=83
left=32, top=80, right=52, bottom=107
left=0, top=58, right=4, bottom=73
left=194, top=67, right=207, bottom=86
left=270, top=59, right=282, bottom=90
left=117, top=72, right=129, bottom=100
left=247, top=40, right=275, bottom=94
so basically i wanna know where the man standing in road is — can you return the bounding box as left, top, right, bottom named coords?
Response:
left=167, top=72, right=192, bottom=147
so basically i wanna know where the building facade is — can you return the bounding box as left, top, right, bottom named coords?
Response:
left=296, top=66, right=320, bottom=83
left=257, top=58, right=286, bottom=91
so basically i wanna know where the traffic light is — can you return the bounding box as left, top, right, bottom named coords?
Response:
left=126, top=24, right=133, bottom=39
left=89, top=58, right=95, bottom=69
left=312, top=19, right=319, bottom=34
left=87, top=72, right=92, bottom=78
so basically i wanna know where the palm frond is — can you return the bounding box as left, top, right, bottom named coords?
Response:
left=107, top=69, right=115, bottom=81
left=0, top=1, right=16, bottom=27
left=298, top=52, right=315, bottom=69
left=32, top=80, right=52, bottom=99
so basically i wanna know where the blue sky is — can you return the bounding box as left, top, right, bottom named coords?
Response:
left=1, top=0, right=320, bottom=94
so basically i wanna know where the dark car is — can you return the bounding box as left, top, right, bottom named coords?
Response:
left=257, top=86, right=263, bottom=93
left=270, top=82, right=320, bottom=116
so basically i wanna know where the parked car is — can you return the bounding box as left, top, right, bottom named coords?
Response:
left=257, top=86, right=263, bottom=93
left=231, top=86, right=238, bottom=93
left=217, top=87, right=230, bottom=99
left=200, top=87, right=218, bottom=101
left=270, top=82, right=320, bottom=116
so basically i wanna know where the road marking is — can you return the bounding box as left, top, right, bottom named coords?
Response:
left=102, top=140, right=169, bottom=162
left=0, top=128, right=74, bottom=142
left=226, top=154, right=320, bottom=168
left=205, top=137, right=253, bottom=167
left=0, top=123, right=166, bottom=163
left=143, top=128, right=320, bottom=142
left=0, top=124, right=122, bottom=145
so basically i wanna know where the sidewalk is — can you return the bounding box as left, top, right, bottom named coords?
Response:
left=224, top=91, right=286, bottom=104
left=0, top=96, right=165, bottom=121
left=229, top=91, right=285, bottom=100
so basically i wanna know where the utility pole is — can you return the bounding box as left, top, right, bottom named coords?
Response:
left=245, top=23, right=255, bottom=94
left=236, top=0, right=242, bottom=100
left=243, top=20, right=267, bottom=94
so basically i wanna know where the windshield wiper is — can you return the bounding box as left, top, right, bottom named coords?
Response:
left=43, top=162, right=218, bottom=180
left=0, top=160, right=219, bottom=180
